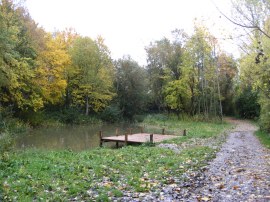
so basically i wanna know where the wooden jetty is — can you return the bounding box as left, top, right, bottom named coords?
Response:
left=99, top=128, right=186, bottom=147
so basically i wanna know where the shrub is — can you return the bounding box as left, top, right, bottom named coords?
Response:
left=0, top=132, right=14, bottom=161
left=259, top=95, right=270, bottom=132
left=235, top=87, right=260, bottom=119
left=100, top=105, right=122, bottom=123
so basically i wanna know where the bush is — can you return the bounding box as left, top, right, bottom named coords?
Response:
left=256, top=130, right=270, bottom=148
left=133, top=114, right=146, bottom=123
left=0, top=132, right=14, bottom=161
left=100, top=105, right=122, bottom=123
left=43, top=108, right=102, bottom=125
left=259, top=95, right=270, bottom=132
left=235, top=87, right=260, bottom=119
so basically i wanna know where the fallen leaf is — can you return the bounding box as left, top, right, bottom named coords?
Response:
left=235, top=168, right=246, bottom=173
left=233, top=185, right=239, bottom=190
left=201, top=197, right=211, bottom=201
left=215, top=183, right=225, bottom=189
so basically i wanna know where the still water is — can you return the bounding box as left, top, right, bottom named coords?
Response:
left=15, top=124, right=142, bottom=151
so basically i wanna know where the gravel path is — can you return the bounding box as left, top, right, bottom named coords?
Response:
left=179, top=119, right=270, bottom=202
left=112, top=119, right=270, bottom=201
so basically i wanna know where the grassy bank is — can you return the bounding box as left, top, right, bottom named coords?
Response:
left=142, top=114, right=229, bottom=144
left=1, top=116, right=231, bottom=201
left=256, top=130, right=270, bottom=149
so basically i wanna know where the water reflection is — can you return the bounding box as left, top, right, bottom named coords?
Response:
left=15, top=124, right=141, bottom=151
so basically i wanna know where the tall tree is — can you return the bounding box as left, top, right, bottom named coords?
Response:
left=224, top=0, right=270, bottom=38
left=0, top=0, right=43, bottom=111
left=115, top=56, right=149, bottom=120
left=69, top=36, right=114, bottom=115
left=35, top=33, right=70, bottom=105
left=217, top=53, right=238, bottom=115
left=145, top=30, right=187, bottom=113
left=228, top=0, right=270, bottom=130
left=185, top=26, right=215, bottom=117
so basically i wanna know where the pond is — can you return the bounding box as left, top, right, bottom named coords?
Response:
left=15, top=123, right=143, bottom=151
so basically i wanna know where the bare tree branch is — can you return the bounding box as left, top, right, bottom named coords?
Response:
left=211, top=0, right=270, bottom=39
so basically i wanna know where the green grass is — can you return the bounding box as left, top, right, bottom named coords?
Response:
left=256, top=130, right=270, bottom=149
left=142, top=114, right=230, bottom=144
left=0, top=115, right=232, bottom=201
left=1, top=146, right=216, bottom=201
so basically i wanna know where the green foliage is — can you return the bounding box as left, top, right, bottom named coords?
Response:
left=145, top=26, right=234, bottom=119
left=100, top=105, right=123, bottom=123
left=218, top=53, right=238, bottom=115
left=145, top=32, right=187, bottom=112
left=164, top=79, right=191, bottom=116
left=133, top=114, right=146, bottom=123
left=259, top=95, right=270, bottom=132
left=236, top=3, right=270, bottom=130
left=69, top=36, right=114, bottom=115
left=235, top=87, right=260, bottom=119
left=0, top=0, right=44, bottom=112
left=0, top=108, right=29, bottom=161
left=0, top=132, right=13, bottom=161
left=255, top=130, right=270, bottom=149
left=43, top=108, right=102, bottom=125
left=115, top=57, right=149, bottom=120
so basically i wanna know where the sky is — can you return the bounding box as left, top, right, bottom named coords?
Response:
left=25, top=0, right=239, bottom=66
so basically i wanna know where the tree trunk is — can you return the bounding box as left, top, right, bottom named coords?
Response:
left=217, top=75, right=223, bottom=121
left=85, top=95, right=89, bottom=116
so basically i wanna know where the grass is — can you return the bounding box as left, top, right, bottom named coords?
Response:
left=142, top=114, right=230, bottom=144
left=0, top=115, right=232, bottom=201
left=1, top=146, right=216, bottom=201
left=255, top=130, right=270, bottom=149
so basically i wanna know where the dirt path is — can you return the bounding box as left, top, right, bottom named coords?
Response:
left=113, top=119, right=270, bottom=201
left=189, top=118, right=270, bottom=202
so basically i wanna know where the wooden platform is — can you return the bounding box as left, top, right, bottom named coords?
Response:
left=99, top=129, right=186, bottom=147
left=102, top=133, right=177, bottom=143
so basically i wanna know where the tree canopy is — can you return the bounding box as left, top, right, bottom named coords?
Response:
left=0, top=0, right=269, bottom=129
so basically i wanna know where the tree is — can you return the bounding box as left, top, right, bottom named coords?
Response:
left=0, top=0, right=43, bottom=111
left=184, top=25, right=222, bottom=118
left=69, top=36, right=114, bottom=115
left=217, top=53, right=238, bottom=115
left=145, top=30, right=187, bottom=113
left=217, top=0, right=270, bottom=38
left=145, top=38, right=170, bottom=111
left=115, top=56, right=149, bottom=120
left=35, top=33, right=70, bottom=105
left=239, top=28, right=270, bottom=130
left=163, top=75, right=192, bottom=118
left=235, top=86, right=260, bottom=119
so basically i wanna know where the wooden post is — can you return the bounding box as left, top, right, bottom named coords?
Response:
left=150, top=134, right=153, bottom=143
left=125, top=133, right=128, bottom=146
left=140, top=126, right=144, bottom=133
left=183, top=129, right=187, bottom=136
left=99, top=131, right=103, bottom=147
left=162, top=128, right=165, bottom=135
left=115, top=128, right=119, bottom=147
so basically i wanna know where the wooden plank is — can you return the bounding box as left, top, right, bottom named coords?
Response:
left=101, top=133, right=178, bottom=144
